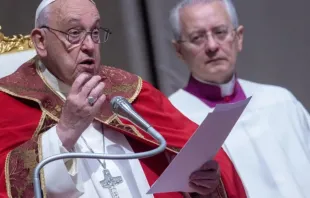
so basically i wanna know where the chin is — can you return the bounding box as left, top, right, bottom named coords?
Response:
left=207, top=64, right=230, bottom=74
left=203, top=68, right=234, bottom=84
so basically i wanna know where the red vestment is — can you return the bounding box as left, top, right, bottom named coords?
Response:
left=0, top=58, right=246, bottom=198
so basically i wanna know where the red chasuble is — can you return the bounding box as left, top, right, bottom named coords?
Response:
left=0, top=57, right=246, bottom=198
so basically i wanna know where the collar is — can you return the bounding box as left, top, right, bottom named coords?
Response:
left=38, top=60, right=70, bottom=100
left=184, top=74, right=237, bottom=101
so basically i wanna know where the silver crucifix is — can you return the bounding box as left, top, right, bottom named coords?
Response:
left=100, top=169, right=123, bottom=198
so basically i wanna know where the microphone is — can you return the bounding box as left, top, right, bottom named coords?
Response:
left=110, top=96, right=166, bottom=150
left=110, top=96, right=151, bottom=131
left=33, top=96, right=167, bottom=198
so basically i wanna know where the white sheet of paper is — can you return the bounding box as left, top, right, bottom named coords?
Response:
left=147, top=97, right=251, bottom=194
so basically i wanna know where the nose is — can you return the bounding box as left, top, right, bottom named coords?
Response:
left=81, top=33, right=95, bottom=55
left=205, top=35, right=219, bottom=54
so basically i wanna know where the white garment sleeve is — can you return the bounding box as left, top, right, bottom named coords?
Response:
left=41, top=126, right=84, bottom=197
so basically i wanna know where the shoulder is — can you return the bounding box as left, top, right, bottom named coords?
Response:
left=0, top=90, right=42, bottom=122
left=169, top=89, right=184, bottom=100
left=168, top=89, right=191, bottom=106
left=137, top=79, right=166, bottom=101
left=239, top=78, right=298, bottom=104
left=101, top=65, right=139, bottom=82
left=100, top=67, right=161, bottom=98
left=0, top=90, right=40, bottom=110
left=101, top=65, right=143, bottom=102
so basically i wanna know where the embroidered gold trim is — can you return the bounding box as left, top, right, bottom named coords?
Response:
left=5, top=152, right=13, bottom=198
left=33, top=112, right=47, bottom=138
left=115, top=117, right=144, bottom=138
left=128, top=76, right=143, bottom=103
left=95, top=76, right=143, bottom=125
left=113, top=117, right=179, bottom=155
left=101, top=71, right=143, bottom=125
left=33, top=112, right=48, bottom=197
left=220, top=179, right=228, bottom=198
left=0, top=26, right=34, bottom=54
left=38, top=133, right=47, bottom=198
left=0, top=87, right=59, bottom=123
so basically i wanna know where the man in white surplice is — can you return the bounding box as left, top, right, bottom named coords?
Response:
left=168, top=0, right=310, bottom=197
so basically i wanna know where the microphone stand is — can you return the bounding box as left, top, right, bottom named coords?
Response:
left=33, top=124, right=166, bottom=198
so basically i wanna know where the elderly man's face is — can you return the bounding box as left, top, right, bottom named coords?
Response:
left=174, top=1, right=244, bottom=84
left=37, top=0, right=102, bottom=85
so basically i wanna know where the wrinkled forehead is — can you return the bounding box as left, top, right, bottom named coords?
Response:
left=59, top=2, right=100, bottom=27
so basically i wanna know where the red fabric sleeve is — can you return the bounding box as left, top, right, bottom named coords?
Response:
left=0, top=92, right=42, bottom=198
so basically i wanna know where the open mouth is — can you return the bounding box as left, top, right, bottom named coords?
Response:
left=79, top=59, right=96, bottom=73
left=79, top=59, right=95, bottom=65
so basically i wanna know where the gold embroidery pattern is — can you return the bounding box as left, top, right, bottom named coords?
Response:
left=95, top=65, right=142, bottom=122
left=5, top=152, right=13, bottom=198
left=5, top=114, right=56, bottom=198
left=37, top=114, right=57, bottom=135
left=32, top=112, right=46, bottom=138
left=38, top=133, right=47, bottom=198
left=216, top=179, right=228, bottom=198
left=110, top=117, right=144, bottom=138
left=0, top=86, right=60, bottom=123
left=7, top=138, right=40, bottom=198
left=167, top=147, right=181, bottom=153
left=109, top=117, right=181, bottom=155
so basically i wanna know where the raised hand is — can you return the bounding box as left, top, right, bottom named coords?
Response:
left=56, top=73, right=106, bottom=150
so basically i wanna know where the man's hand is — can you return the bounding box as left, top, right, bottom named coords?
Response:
left=189, top=160, right=220, bottom=196
left=56, top=73, right=106, bottom=150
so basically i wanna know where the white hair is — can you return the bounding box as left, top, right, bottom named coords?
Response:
left=169, top=0, right=239, bottom=40
left=35, top=6, right=50, bottom=28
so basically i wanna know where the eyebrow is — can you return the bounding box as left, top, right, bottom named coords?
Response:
left=189, top=25, right=229, bottom=34
left=65, top=17, right=80, bottom=25
left=63, top=17, right=101, bottom=30
left=188, top=29, right=206, bottom=37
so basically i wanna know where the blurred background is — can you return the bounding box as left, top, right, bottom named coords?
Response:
left=1, top=0, right=309, bottom=109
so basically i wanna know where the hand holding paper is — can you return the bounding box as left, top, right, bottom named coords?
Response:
left=147, top=97, right=251, bottom=194
left=189, top=160, right=220, bottom=195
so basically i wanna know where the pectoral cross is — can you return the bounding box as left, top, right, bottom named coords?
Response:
left=100, top=169, right=123, bottom=198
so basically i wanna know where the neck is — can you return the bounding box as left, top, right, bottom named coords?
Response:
left=38, top=60, right=71, bottom=99
left=191, top=74, right=236, bottom=97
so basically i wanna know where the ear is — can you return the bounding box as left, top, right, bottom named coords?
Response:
left=172, top=40, right=185, bottom=61
left=31, top=28, right=47, bottom=57
left=235, top=25, right=244, bottom=52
